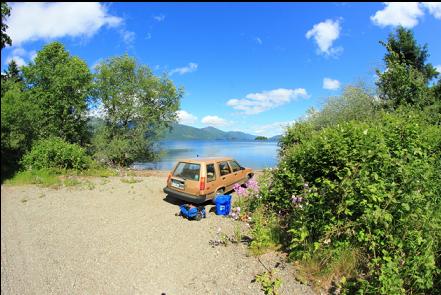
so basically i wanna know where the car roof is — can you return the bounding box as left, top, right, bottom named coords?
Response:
left=177, top=157, right=233, bottom=163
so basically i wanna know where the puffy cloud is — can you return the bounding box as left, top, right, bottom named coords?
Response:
left=306, top=19, right=342, bottom=56
left=323, top=78, right=341, bottom=90
left=177, top=110, right=198, bottom=125
left=6, top=2, right=122, bottom=45
left=422, top=2, right=441, bottom=19
left=226, top=88, right=309, bottom=115
left=371, top=2, right=424, bottom=28
left=170, top=63, right=198, bottom=76
left=201, top=115, right=230, bottom=127
left=5, top=56, right=26, bottom=67
left=4, top=47, right=34, bottom=67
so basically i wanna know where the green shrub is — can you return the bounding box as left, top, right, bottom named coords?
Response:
left=249, top=206, right=283, bottom=255
left=260, top=110, right=441, bottom=293
left=22, top=137, right=92, bottom=170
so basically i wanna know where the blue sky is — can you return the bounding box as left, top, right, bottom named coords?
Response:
left=2, top=2, right=441, bottom=137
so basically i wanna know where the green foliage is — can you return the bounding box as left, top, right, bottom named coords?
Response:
left=22, top=42, right=92, bottom=144
left=255, top=270, right=282, bottom=295
left=92, top=55, right=182, bottom=166
left=377, top=55, right=431, bottom=109
left=1, top=2, right=12, bottom=49
left=377, top=27, right=439, bottom=110
left=279, top=85, right=379, bottom=152
left=261, top=110, right=441, bottom=293
left=22, top=137, right=92, bottom=170
left=1, top=79, right=39, bottom=179
left=249, top=207, right=282, bottom=255
left=255, top=136, right=268, bottom=140
left=381, top=26, right=437, bottom=82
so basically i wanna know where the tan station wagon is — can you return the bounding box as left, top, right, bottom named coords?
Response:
left=163, top=157, right=254, bottom=204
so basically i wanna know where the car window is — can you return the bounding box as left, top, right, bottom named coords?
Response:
left=173, top=162, right=200, bottom=181
left=206, top=164, right=216, bottom=182
left=229, top=160, right=241, bottom=172
left=218, top=161, right=231, bottom=176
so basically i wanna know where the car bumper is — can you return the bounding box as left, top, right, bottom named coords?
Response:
left=163, top=187, right=207, bottom=204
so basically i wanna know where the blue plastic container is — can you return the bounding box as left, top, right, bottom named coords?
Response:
left=215, top=194, right=232, bottom=216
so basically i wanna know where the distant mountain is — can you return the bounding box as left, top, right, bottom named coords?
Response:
left=161, top=124, right=257, bottom=140
left=269, top=135, right=282, bottom=141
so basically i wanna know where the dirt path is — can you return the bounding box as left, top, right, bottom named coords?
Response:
left=1, top=175, right=314, bottom=294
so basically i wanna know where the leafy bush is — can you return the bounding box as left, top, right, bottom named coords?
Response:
left=22, top=137, right=92, bottom=170
left=260, top=110, right=441, bottom=293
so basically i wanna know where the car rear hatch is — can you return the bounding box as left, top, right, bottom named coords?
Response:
left=168, top=162, right=201, bottom=196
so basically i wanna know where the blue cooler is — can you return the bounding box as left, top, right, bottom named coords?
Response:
left=215, top=195, right=231, bottom=216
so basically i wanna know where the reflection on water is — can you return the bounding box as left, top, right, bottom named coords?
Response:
left=132, top=140, right=279, bottom=170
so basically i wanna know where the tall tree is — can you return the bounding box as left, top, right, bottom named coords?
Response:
left=1, top=2, right=12, bottom=49
left=93, top=55, right=182, bottom=166
left=377, top=27, right=438, bottom=109
left=381, top=26, right=437, bottom=82
left=22, top=42, right=92, bottom=144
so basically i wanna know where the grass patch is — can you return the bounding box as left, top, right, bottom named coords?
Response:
left=79, top=167, right=117, bottom=177
left=120, top=177, right=143, bottom=184
left=249, top=207, right=283, bottom=256
left=21, top=198, right=28, bottom=203
left=294, top=246, right=362, bottom=292
left=5, top=169, right=61, bottom=187
left=63, top=178, right=82, bottom=187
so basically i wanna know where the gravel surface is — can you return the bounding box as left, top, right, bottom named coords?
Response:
left=1, top=174, right=315, bottom=295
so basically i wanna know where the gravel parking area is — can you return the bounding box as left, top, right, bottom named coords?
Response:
left=1, top=174, right=314, bottom=294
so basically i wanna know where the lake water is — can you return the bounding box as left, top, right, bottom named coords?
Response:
left=132, top=140, right=280, bottom=170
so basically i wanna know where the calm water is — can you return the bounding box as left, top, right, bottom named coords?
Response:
left=132, top=140, right=279, bottom=170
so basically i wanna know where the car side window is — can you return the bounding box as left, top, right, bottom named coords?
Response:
left=229, top=160, right=241, bottom=172
left=218, top=161, right=231, bottom=176
left=206, top=164, right=216, bottom=182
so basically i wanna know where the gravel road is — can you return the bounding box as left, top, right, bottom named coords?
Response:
left=1, top=173, right=314, bottom=294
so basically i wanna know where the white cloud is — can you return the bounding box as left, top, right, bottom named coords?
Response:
left=253, top=121, right=295, bottom=137
left=7, top=2, right=122, bottom=45
left=226, top=88, right=309, bottom=115
left=154, top=14, right=165, bottom=22
left=201, top=115, right=230, bottom=127
left=306, top=19, right=342, bottom=56
left=435, top=65, right=441, bottom=74
left=323, top=78, right=341, bottom=90
left=5, top=56, right=26, bottom=67
left=4, top=47, right=35, bottom=67
left=255, top=37, right=263, bottom=45
left=177, top=110, right=198, bottom=125
left=422, top=2, right=441, bottom=19
left=170, top=62, right=198, bottom=76
left=371, top=3, right=424, bottom=28
left=121, top=30, right=135, bottom=45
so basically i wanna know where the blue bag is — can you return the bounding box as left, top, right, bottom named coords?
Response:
left=179, top=204, right=206, bottom=221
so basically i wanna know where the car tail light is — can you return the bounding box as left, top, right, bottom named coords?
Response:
left=167, top=172, right=171, bottom=183
left=199, top=177, right=205, bottom=191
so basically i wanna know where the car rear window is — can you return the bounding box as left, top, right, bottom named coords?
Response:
left=173, top=162, right=200, bottom=181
